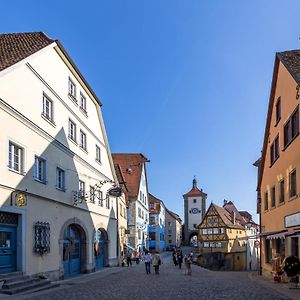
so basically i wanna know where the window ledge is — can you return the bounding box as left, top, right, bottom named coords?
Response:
left=269, top=155, right=280, bottom=168
left=41, top=114, right=56, bottom=127
left=79, top=107, right=88, bottom=117
left=278, top=201, right=285, bottom=207
left=34, top=178, right=47, bottom=185
left=274, top=117, right=281, bottom=127
left=68, top=137, right=78, bottom=146
left=95, top=159, right=102, bottom=166
left=283, top=132, right=299, bottom=151
left=79, top=147, right=88, bottom=154
left=56, top=187, right=66, bottom=192
left=270, top=206, right=276, bottom=211
left=8, top=168, right=25, bottom=176
left=288, top=195, right=298, bottom=202
left=68, top=94, right=78, bottom=104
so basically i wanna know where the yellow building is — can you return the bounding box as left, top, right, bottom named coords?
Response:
left=198, top=201, right=247, bottom=271
left=257, top=50, right=300, bottom=277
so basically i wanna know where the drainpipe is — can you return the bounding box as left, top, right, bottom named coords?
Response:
left=116, top=196, right=120, bottom=265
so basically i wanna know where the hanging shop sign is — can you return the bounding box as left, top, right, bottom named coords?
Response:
left=15, top=192, right=27, bottom=207
left=108, top=187, right=122, bottom=197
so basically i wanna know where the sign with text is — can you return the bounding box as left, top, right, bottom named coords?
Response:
left=285, top=212, right=300, bottom=228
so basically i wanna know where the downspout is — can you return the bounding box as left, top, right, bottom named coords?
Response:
left=116, top=196, right=120, bottom=265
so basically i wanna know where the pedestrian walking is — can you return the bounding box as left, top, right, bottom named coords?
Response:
left=184, top=255, right=192, bottom=275
left=126, top=251, right=132, bottom=267
left=172, top=250, right=178, bottom=267
left=177, top=250, right=183, bottom=269
left=152, top=251, right=162, bottom=275
left=143, top=250, right=152, bottom=274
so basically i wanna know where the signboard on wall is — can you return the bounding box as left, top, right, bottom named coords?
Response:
left=285, top=212, right=300, bottom=228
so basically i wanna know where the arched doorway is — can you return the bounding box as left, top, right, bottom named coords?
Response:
left=63, top=224, right=86, bottom=277
left=94, top=228, right=108, bottom=270
left=189, top=232, right=198, bottom=247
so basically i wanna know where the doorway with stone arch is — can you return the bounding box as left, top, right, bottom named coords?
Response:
left=59, top=219, right=89, bottom=278
left=94, top=228, right=109, bottom=270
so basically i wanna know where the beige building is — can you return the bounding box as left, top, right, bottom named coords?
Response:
left=198, top=201, right=248, bottom=271
left=257, top=49, right=300, bottom=276
left=165, top=208, right=182, bottom=248
left=0, top=32, right=121, bottom=279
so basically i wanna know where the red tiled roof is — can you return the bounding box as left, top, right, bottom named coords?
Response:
left=210, top=203, right=244, bottom=230
left=183, top=187, right=207, bottom=197
left=112, top=153, right=148, bottom=198
left=0, top=32, right=54, bottom=71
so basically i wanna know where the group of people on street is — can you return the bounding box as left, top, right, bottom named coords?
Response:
left=173, top=248, right=193, bottom=275
left=122, top=248, right=193, bottom=276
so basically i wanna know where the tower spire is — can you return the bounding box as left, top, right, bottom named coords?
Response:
left=192, top=175, right=197, bottom=189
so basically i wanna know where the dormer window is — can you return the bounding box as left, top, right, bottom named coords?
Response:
left=68, top=77, right=76, bottom=100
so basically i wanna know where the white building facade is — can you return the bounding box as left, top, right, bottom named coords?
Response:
left=0, top=32, right=119, bottom=279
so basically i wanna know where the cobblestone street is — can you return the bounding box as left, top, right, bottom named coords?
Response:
left=6, top=252, right=294, bottom=300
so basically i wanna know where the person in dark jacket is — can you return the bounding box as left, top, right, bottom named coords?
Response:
left=177, top=250, right=183, bottom=269
left=172, top=250, right=178, bottom=266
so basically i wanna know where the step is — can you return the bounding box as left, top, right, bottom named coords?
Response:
left=19, top=282, right=60, bottom=296
left=0, top=279, right=51, bottom=295
left=0, top=272, right=23, bottom=281
left=2, top=277, right=40, bottom=289
left=3, top=275, right=30, bottom=284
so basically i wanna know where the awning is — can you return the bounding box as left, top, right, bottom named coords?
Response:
left=285, top=228, right=300, bottom=237
left=260, top=230, right=287, bottom=238
left=266, top=231, right=287, bottom=239
left=261, top=228, right=300, bottom=239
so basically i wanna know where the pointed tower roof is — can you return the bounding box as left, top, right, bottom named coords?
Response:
left=183, top=176, right=207, bottom=198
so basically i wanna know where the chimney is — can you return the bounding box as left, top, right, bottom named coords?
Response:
left=223, top=199, right=227, bottom=206
left=231, top=211, right=236, bottom=225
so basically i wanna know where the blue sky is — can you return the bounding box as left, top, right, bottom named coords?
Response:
left=2, top=1, right=300, bottom=222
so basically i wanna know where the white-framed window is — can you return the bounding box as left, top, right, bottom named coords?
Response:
left=98, top=190, right=103, bottom=206
left=79, top=180, right=85, bottom=198
left=42, top=93, right=53, bottom=121
left=34, top=156, right=46, bottom=183
left=90, top=186, right=95, bottom=203
left=8, top=141, right=24, bottom=173
left=80, top=92, right=87, bottom=112
left=68, top=77, right=76, bottom=99
left=96, top=145, right=101, bottom=163
left=56, top=167, right=65, bottom=191
left=68, top=119, right=77, bottom=142
left=105, top=194, right=110, bottom=209
left=79, top=130, right=87, bottom=151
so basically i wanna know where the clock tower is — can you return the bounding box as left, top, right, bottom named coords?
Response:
left=183, top=177, right=207, bottom=245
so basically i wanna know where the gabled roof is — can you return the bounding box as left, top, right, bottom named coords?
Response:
left=257, top=49, right=300, bottom=191
left=166, top=208, right=182, bottom=223
left=199, top=203, right=244, bottom=230
left=239, top=211, right=252, bottom=223
left=0, top=32, right=102, bottom=105
left=0, top=32, right=54, bottom=72
left=112, top=153, right=149, bottom=198
left=223, top=201, right=247, bottom=226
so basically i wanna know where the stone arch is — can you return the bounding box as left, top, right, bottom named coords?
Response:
left=58, top=218, right=90, bottom=279
left=93, top=225, right=109, bottom=267
left=189, top=231, right=198, bottom=246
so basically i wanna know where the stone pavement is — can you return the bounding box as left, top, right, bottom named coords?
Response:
left=1, top=252, right=298, bottom=300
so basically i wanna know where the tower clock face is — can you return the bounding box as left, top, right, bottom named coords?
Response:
left=191, top=208, right=199, bottom=214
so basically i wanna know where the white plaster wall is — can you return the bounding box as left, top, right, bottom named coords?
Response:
left=0, top=44, right=118, bottom=275
left=187, top=196, right=203, bottom=230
